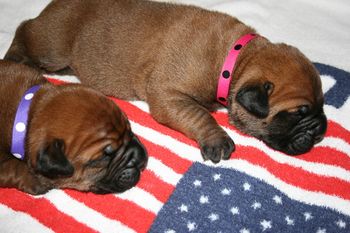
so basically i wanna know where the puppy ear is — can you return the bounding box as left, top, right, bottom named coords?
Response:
left=35, top=139, right=74, bottom=179
left=236, top=84, right=269, bottom=118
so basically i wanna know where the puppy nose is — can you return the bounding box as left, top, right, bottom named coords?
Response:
left=125, top=135, right=148, bottom=170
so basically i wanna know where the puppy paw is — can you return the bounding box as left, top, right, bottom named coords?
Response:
left=200, top=137, right=235, bottom=163
left=25, top=185, right=50, bottom=195
left=20, top=178, right=51, bottom=195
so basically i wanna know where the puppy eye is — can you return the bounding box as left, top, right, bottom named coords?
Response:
left=298, top=105, right=310, bottom=115
left=263, top=82, right=274, bottom=95
left=103, top=145, right=115, bottom=156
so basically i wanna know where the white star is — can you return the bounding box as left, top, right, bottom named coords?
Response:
left=285, top=216, right=294, bottom=225
left=243, top=182, right=251, bottom=191
left=273, top=195, right=282, bottom=204
left=251, top=201, right=261, bottom=210
left=165, top=230, right=176, bottom=233
left=335, top=219, right=346, bottom=229
left=208, top=213, right=219, bottom=222
left=239, top=229, right=250, bottom=233
left=316, top=228, right=326, bottom=233
left=213, top=173, right=221, bottom=181
left=178, top=204, right=188, bottom=212
left=193, top=180, right=202, bottom=187
left=230, top=207, right=240, bottom=215
left=200, top=195, right=209, bottom=204
left=304, top=212, right=313, bottom=221
left=221, top=188, right=231, bottom=195
left=187, top=222, right=197, bottom=231
left=260, top=220, right=272, bottom=231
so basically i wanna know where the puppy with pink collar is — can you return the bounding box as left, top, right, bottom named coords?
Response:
left=4, top=0, right=326, bottom=163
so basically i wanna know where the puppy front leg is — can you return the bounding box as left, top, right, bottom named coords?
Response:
left=148, top=94, right=235, bottom=163
left=0, top=155, right=50, bottom=195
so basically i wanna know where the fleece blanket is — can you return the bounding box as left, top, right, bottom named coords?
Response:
left=1, top=0, right=350, bottom=232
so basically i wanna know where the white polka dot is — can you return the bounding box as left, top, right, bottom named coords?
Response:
left=15, top=122, right=26, bottom=132
left=24, top=93, right=34, bottom=100
left=13, top=153, right=22, bottom=159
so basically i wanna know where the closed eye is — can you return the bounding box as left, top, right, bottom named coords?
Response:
left=86, top=155, right=111, bottom=168
left=103, top=145, right=117, bottom=157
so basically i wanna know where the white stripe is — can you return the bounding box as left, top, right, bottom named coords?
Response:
left=43, top=190, right=135, bottom=233
left=130, top=121, right=201, bottom=162
left=131, top=120, right=350, bottom=182
left=130, top=101, right=150, bottom=113
left=116, top=187, right=163, bottom=214
left=0, top=203, right=54, bottom=233
left=324, top=99, right=350, bottom=132
left=44, top=74, right=81, bottom=83
left=147, top=157, right=182, bottom=186
left=207, top=159, right=350, bottom=216
left=317, top=136, right=350, bottom=157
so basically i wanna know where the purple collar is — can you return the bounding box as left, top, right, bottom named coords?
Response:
left=11, top=85, right=41, bottom=160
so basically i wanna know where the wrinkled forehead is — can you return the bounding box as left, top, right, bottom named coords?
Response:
left=252, top=48, right=322, bottom=99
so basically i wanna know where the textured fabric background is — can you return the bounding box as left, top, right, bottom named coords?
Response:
left=0, top=1, right=349, bottom=232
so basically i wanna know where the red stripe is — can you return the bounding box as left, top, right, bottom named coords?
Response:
left=298, top=146, right=350, bottom=171
left=47, top=78, right=66, bottom=85
left=66, top=190, right=155, bottom=233
left=0, top=189, right=95, bottom=233
left=139, top=136, right=192, bottom=174
left=234, top=146, right=350, bottom=200
left=137, top=169, right=175, bottom=203
left=326, top=121, right=350, bottom=144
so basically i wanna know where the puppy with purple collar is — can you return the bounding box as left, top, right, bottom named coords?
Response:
left=4, top=0, right=327, bottom=163
left=0, top=60, right=147, bottom=195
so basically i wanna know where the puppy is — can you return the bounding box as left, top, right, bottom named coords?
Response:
left=0, top=60, right=147, bottom=195
left=4, top=0, right=327, bottom=163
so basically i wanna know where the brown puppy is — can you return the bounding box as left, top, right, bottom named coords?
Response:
left=0, top=60, right=147, bottom=195
left=4, top=0, right=327, bottom=163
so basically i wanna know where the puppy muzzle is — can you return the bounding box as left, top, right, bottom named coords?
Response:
left=94, top=135, right=148, bottom=194
left=267, top=111, right=327, bottom=155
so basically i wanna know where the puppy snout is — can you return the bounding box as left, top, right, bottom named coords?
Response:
left=287, top=112, right=327, bottom=155
left=124, top=135, right=148, bottom=170
left=92, top=135, right=147, bottom=194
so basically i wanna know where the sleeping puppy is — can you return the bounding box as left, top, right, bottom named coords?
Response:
left=0, top=60, right=147, bottom=195
left=4, top=0, right=327, bottom=163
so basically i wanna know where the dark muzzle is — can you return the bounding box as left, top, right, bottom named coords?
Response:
left=94, top=135, right=148, bottom=194
left=266, top=111, right=327, bottom=155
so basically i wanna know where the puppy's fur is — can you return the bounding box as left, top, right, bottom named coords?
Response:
left=0, top=60, right=147, bottom=195
left=4, top=0, right=327, bottom=163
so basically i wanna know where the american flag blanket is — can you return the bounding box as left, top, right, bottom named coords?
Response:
left=0, top=0, right=349, bottom=233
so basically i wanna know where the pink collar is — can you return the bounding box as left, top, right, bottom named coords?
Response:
left=216, top=33, right=258, bottom=106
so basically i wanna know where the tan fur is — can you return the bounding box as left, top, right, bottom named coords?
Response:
left=4, top=0, right=326, bottom=163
